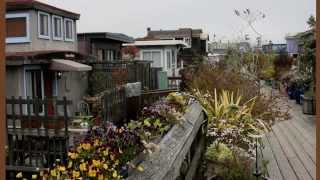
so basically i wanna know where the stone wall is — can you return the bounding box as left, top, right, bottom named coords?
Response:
left=127, top=102, right=206, bottom=180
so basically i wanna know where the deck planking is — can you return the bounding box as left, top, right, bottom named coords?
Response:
left=262, top=98, right=316, bottom=180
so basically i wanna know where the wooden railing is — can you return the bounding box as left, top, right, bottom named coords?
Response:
left=141, top=89, right=178, bottom=107
left=128, top=103, right=207, bottom=179
left=168, top=76, right=182, bottom=89
left=6, top=96, right=72, bottom=177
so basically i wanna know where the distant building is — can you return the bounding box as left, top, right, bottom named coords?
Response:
left=77, top=32, right=134, bottom=61
left=262, top=42, right=287, bottom=54
left=208, top=41, right=251, bottom=62
left=124, top=40, right=188, bottom=77
left=5, top=0, right=92, bottom=115
left=285, top=34, right=299, bottom=57
left=137, top=28, right=209, bottom=66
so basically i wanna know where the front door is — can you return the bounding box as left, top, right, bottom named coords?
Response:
left=43, top=71, right=55, bottom=115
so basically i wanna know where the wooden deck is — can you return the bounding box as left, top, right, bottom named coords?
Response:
left=261, top=98, right=316, bottom=180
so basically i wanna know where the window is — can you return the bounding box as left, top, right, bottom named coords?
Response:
left=106, top=50, right=115, bottom=61
left=142, top=51, right=161, bottom=67
left=166, top=51, right=172, bottom=70
left=38, top=11, right=50, bottom=39
left=166, top=50, right=176, bottom=70
left=52, top=15, right=63, bottom=40
left=171, top=50, right=176, bottom=69
left=6, top=13, right=30, bottom=43
left=25, top=69, right=44, bottom=113
left=64, top=18, right=74, bottom=41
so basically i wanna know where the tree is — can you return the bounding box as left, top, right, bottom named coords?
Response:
left=307, top=15, right=316, bottom=29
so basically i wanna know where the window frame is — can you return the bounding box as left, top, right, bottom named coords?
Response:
left=23, top=66, right=45, bottom=115
left=52, top=15, right=63, bottom=41
left=64, top=18, right=74, bottom=42
left=141, top=49, right=163, bottom=68
left=38, top=11, right=51, bottom=39
left=5, top=13, right=30, bottom=44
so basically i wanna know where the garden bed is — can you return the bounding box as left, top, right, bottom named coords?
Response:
left=127, top=102, right=205, bottom=179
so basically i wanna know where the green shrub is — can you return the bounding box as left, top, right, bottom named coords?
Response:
left=205, top=142, right=233, bottom=162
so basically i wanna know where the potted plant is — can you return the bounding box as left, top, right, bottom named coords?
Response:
left=301, top=87, right=315, bottom=115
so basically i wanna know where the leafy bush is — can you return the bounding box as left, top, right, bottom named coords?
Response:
left=206, top=142, right=233, bottom=162
left=33, top=123, right=144, bottom=179
left=193, top=89, right=267, bottom=153
left=128, top=92, right=188, bottom=143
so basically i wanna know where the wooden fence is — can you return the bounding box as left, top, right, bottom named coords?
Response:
left=6, top=96, right=72, bottom=177
left=87, top=61, right=163, bottom=95
left=102, top=87, right=127, bottom=125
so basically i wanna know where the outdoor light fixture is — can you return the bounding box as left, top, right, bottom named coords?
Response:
left=57, top=71, right=63, bottom=79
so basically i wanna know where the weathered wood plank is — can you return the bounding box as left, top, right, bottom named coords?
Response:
left=273, top=124, right=312, bottom=180
left=277, top=122, right=316, bottom=179
left=127, top=103, right=205, bottom=180
left=261, top=137, right=283, bottom=180
left=282, top=120, right=316, bottom=163
left=266, top=129, right=298, bottom=180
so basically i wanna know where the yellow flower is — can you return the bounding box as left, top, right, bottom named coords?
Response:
left=112, top=170, right=118, bottom=178
left=16, top=172, right=23, bottom=178
left=103, top=163, right=108, bottom=170
left=137, top=165, right=144, bottom=172
left=72, top=170, right=80, bottom=178
left=50, top=169, right=57, bottom=177
left=92, top=159, right=101, bottom=167
left=114, top=160, right=119, bottom=166
left=68, top=152, right=78, bottom=159
left=68, top=161, right=73, bottom=168
left=94, top=139, right=100, bottom=147
left=81, top=143, right=91, bottom=150
left=110, top=154, right=115, bottom=161
left=79, top=163, right=87, bottom=172
left=102, top=148, right=109, bottom=156
left=98, top=175, right=104, bottom=180
left=88, top=169, right=97, bottom=177
left=31, top=174, right=37, bottom=179
left=76, top=146, right=82, bottom=153
left=58, top=166, right=66, bottom=172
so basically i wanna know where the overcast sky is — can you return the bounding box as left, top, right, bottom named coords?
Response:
left=40, top=0, right=315, bottom=44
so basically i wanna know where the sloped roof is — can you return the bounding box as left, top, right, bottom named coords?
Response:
left=6, top=0, right=80, bottom=19
left=123, top=40, right=188, bottom=47
left=77, top=32, right=134, bottom=43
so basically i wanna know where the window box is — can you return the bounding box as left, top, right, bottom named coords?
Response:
left=38, top=11, right=51, bottom=39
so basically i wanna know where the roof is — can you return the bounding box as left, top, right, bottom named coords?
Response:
left=6, top=0, right=80, bottom=20
left=6, top=50, right=87, bottom=61
left=147, top=28, right=203, bottom=38
left=123, top=40, right=188, bottom=47
left=77, top=32, right=134, bottom=43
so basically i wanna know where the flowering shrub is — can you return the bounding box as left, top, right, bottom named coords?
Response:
left=38, top=123, right=143, bottom=179
left=193, top=89, right=268, bottom=154
left=128, top=92, right=188, bottom=143
left=17, top=93, right=190, bottom=179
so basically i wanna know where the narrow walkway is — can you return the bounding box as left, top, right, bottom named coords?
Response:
left=261, top=97, right=316, bottom=180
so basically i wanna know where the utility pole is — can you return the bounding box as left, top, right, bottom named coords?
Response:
left=0, top=0, right=6, bottom=179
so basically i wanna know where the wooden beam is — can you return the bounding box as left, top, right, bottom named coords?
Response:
left=0, top=0, right=5, bottom=178
left=317, top=0, right=320, bottom=179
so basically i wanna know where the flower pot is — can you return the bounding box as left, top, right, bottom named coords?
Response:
left=301, top=95, right=315, bottom=115
left=288, top=90, right=295, bottom=100
left=295, top=90, right=303, bottom=104
left=44, top=119, right=65, bottom=129
left=21, top=119, right=42, bottom=129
